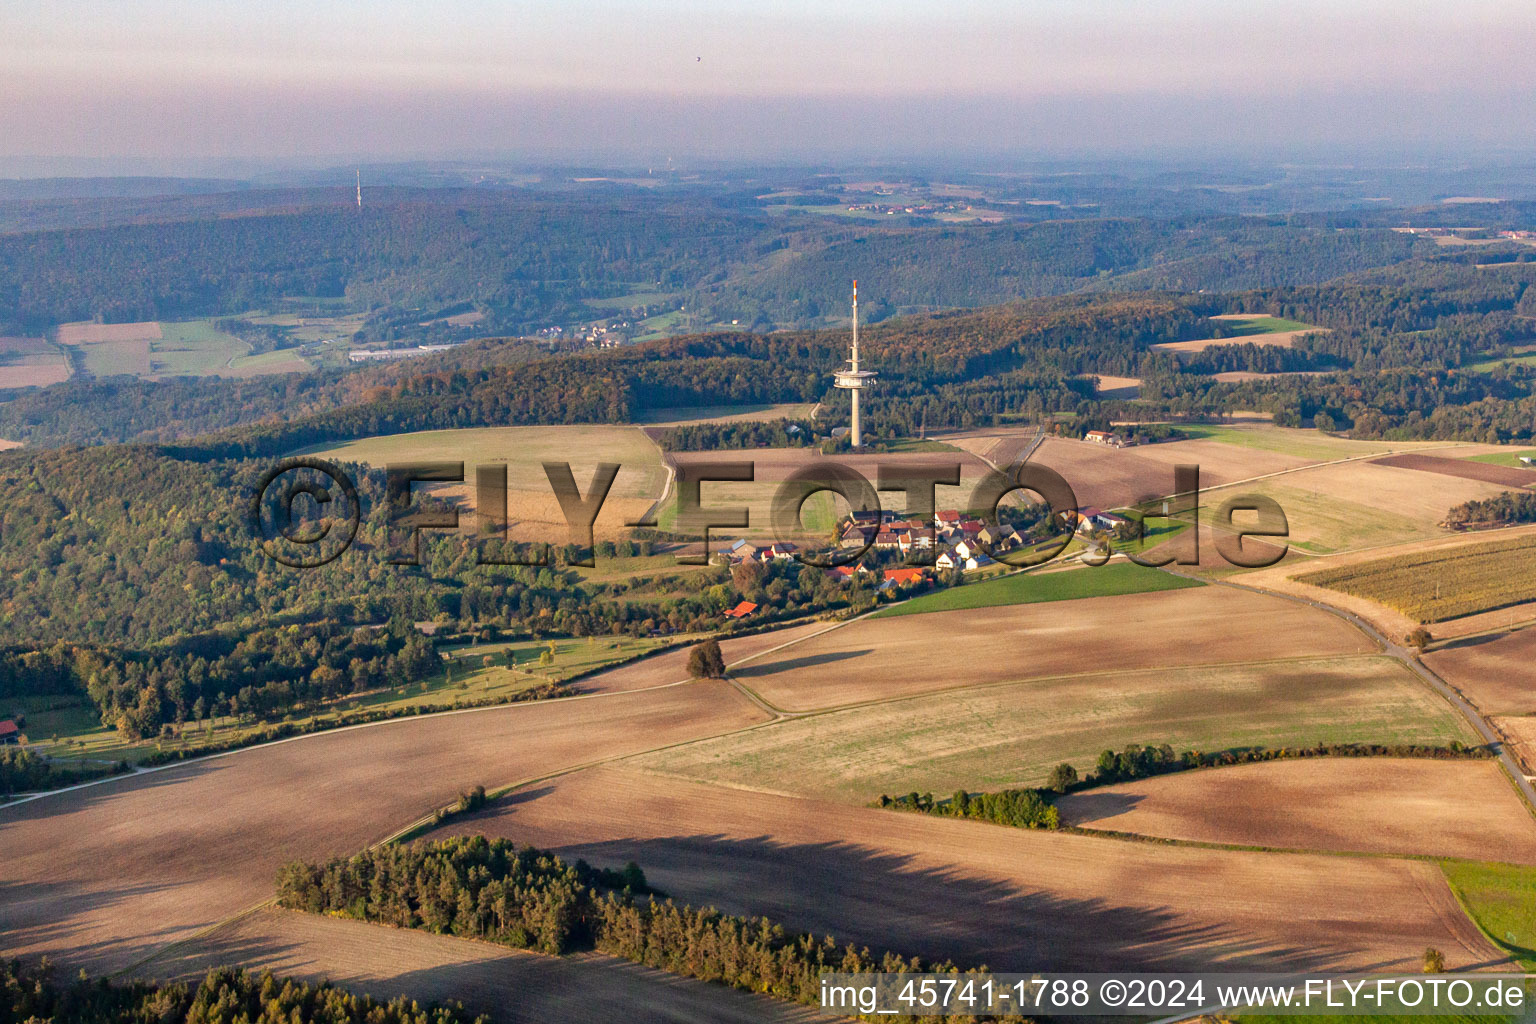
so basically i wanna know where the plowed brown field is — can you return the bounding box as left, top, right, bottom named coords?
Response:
left=434, top=766, right=1501, bottom=973
left=1058, top=757, right=1536, bottom=862
left=1425, top=627, right=1536, bottom=715
left=0, top=682, right=765, bottom=974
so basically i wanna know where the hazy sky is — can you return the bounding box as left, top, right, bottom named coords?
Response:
left=5, top=0, right=1535, bottom=171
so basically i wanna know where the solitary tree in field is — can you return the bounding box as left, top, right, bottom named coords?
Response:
left=687, top=639, right=726, bottom=678
left=1047, top=763, right=1078, bottom=793
left=1406, top=627, right=1433, bottom=651
left=1422, top=947, right=1445, bottom=973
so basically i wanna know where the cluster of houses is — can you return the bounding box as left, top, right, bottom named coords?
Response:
left=834, top=508, right=1022, bottom=572
left=714, top=502, right=1142, bottom=618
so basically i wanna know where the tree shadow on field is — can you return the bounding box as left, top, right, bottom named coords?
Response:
left=1053, top=790, right=1145, bottom=827
left=729, top=649, right=872, bottom=678
left=492, top=830, right=1408, bottom=975
left=1434, top=631, right=1512, bottom=653
left=0, top=756, right=230, bottom=829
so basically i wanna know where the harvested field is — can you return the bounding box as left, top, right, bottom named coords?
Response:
left=577, top=620, right=835, bottom=694
left=1106, top=437, right=1314, bottom=484
left=437, top=765, right=1501, bottom=972
left=0, top=336, right=69, bottom=388
left=299, top=425, right=666, bottom=543
left=0, top=681, right=766, bottom=974
left=1495, top=715, right=1536, bottom=777
left=0, top=361, right=68, bottom=388
left=646, top=656, right=1472, bottom=802
left=1297, top=534, right=1536, bottom=623
left=159, top=909, right=832, bottom=1024
left=1374, top=453, right=1536, bottom=488
left=1057, top=758, right=1536, bottom=863
left=660, top=447, right=998, bottom=539
left=733, top=586, right=1372, bottom=711
left=637, top=403, right=816, bottom=426
left=1426, top=627, right=1536, bottom=715
left=57, top=321, right=163, bottom=345
left=1210, top=460, right=1508, bottom=554
left=57, top=321, right=160, bottom=376
left=1086, top=374, right=1142, bottom=399
left=1150, top=333, right=1324, bottom=355
left=0, top=439, right=19, bottom=451
left=938, top=425, right=1043, bottom=468
left=1178, top=422, right=1446, bottom=461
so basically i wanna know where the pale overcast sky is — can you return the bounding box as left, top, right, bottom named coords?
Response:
left=4, top=0, right=1534, bottom=170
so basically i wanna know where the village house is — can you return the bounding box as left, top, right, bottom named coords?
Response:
left=1084, top=430, right=1124, bottom=447
left=726, top=539, right=758, bottom=561
left=761, top=542, right=798, bottom=561
left=840, top=523, right=873, bottom=547
left=873, top=531, right=902, bottom=549
left=0, top=720, right=19, bottom=745
left=724, top=600, right=757, bottom=619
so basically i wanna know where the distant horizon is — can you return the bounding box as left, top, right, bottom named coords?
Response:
left=5, top=1, right=1535, bottom=173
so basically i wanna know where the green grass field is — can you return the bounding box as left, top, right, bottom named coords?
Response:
left=226, top=347, right=312, bottom=375
left=638, top=655, right=1474, bottom=801
left=1179, top=423, right=1418, bottom=461
left=872, top=562, right=1202, bottom=618
left=1220, top=315, right=1321, bottom=336
left=1469, top=449, right=1536, bottom=469
left=1441, top=860, right=1536, bottom=969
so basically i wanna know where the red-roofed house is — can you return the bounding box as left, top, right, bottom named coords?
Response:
left=724, top=601, right=758, bottom=619
left=0, top=720, right=19, bottom=745
left=881, top=567, right=927, bottom=585
left=936, top=510, right=961, bottom=524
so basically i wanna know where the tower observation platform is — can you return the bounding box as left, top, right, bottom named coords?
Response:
left=833, top=280, right=877, bottom=447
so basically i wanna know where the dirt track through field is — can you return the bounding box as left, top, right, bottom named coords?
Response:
left=1058, top=757, right=1536, bottom=862
left=434, top=766, right=1503, bottom=973
left=0, top=681, right=766, bottom=975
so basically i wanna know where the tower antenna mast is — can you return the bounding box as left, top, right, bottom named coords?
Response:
left=832, top=279, right=877, bottom=448
left=356, top=169, right=362, bottom=209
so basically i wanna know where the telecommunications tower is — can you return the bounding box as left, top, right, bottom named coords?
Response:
left=356, top=169, right=362, bottom=209
left=833, top=280, right=877, bottom=447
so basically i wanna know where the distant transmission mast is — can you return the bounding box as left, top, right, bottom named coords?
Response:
left=356, top=169, right=362, bottom=209
left=833, top=280, right=877, bottom=447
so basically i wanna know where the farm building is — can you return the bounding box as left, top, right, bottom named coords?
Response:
left=0, top=720, right=19, bottom=745
left=724, top=601, right=758, bottom=619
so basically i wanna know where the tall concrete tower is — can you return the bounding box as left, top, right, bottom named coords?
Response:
left=833, top=280, right=877, bottom=447
left=356, top=169, right=362, bottom=209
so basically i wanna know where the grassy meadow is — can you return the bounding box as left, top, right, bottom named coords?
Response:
left=873, top=562, right=1202, bottom=618
left=638, top=655, right=1474, bottom=802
